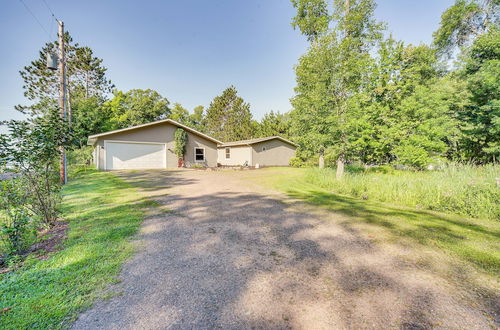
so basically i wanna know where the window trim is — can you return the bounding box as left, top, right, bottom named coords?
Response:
left=194, top=147, right=205, bottom=162
left=225, top=147, right=230, bottom=159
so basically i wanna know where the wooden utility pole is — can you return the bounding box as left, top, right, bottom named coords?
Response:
left=58, top=20, right=67, bottom=184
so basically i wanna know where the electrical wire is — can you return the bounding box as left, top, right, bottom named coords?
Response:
left=41, top=0, right=58, bottom=21
left=18, top=0, right=51, bottom=37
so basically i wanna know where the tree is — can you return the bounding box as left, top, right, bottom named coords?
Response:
left=169, top=103, right=191, bottom=124
left=189, top=105, right=205, bottom=131
left=17, top=32, right=113, bottom=117
left=291, top=0, right=331, bottom=42
left=257, top=111, right=291, bottom=138
left=291, top=0, right=383, bottom=177
left=455, top=28, right=500, bottom=162
left=205, top=86, right=254, bottom=141
left=433, top=0, right=499, bottom=57
left=105, top=89, right=171, bottom=129
left=0, top=109, right=73, bottom=226
left=71, top=96, right=111, bottom=147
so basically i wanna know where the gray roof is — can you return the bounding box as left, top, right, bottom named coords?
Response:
left=87, top=119, right=223, bottom=145
left=219, top=136, right=298, bottom=148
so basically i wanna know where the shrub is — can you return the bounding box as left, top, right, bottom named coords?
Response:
left=174, top=128, right=188, bottom=159
left=0, top=178, right=35, bottom=259
left=0, top=111, right=71, bottom=226
left=68, top=146, right=93, bottom=166
left=394, top=144, right=431, bottom=169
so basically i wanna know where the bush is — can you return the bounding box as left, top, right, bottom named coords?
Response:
left=394, top=144, right=431, bottom=169
left=68, top=146, right=93, bottom=166
left=290, top=156, right=318, bottom=167
left=0, top=178, right=36, bottom=259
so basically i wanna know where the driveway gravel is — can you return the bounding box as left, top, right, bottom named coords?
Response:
left=72, top=169, right=497, bottom=329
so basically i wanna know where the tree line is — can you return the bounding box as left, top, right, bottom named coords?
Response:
left=289, top=0, right=498, bottom=174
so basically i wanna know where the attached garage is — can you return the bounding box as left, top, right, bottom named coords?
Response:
left=88, top=119, right=221, bottom=170
left=104, top=141, right=166, bottom=170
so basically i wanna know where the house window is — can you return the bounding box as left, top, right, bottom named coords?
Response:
left=195, top=147, right=205, bottom=161
left=225, top=147, right=230, bottom=159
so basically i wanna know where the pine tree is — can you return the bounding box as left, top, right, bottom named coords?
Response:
left=205, top=86, right=254, bottom=141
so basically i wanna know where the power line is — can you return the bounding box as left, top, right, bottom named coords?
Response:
left=18, top=0, right=50, bottom=37
left=41, top=0, right=58, bottom=21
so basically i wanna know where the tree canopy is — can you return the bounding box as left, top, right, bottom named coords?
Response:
left=205, top=86, right=254, bottom=142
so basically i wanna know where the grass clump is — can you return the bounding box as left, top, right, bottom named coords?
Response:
left=0, top=169, right=147, bottom=329
left=304, top=164, right=500, bottom=220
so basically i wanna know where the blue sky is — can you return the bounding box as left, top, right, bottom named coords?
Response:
left=0, top=0, right=454, bottom=126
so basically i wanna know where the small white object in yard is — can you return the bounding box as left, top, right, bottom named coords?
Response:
left=255, top=163, right=260, bottom=169
left=496, top=178, right=500, bottom=187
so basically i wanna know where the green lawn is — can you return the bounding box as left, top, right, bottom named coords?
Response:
left=0, top=169, right=148, bottom=329
left=242, top=167, right=500, bottom=276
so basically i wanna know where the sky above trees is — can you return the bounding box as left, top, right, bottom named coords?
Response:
left=1, top=0, right=454, bottom=128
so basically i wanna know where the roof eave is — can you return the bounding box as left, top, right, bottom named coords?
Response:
left=86, top=119, right=222, bottom=145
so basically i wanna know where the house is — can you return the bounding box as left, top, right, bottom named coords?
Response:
left=87, top=119, right=221, bottom=170
left=217, top=137, right=297, bottom=167
left=87, top=119, right=297, bottom=170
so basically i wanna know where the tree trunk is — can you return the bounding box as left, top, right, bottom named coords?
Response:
left=336, top=156, right=345, bottom=180
left=319, top=149, right=325, bottom=169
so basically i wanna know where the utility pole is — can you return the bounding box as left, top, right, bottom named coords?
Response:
left=58, top=20, right=67, bottom=184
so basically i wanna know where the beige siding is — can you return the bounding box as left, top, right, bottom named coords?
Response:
left=217, top=146, right=252, bottom=166
left=95, top=122, right=217, bottom=169
left=251, top=139, right=296, bottom=166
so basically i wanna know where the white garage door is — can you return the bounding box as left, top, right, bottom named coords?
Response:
left=105, top=141, right=166, bottom=170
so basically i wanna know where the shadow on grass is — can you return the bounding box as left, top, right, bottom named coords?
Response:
left=284, top=187, right=500, bottom=274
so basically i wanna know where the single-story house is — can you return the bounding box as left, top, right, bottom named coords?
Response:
left=87, top=119, right=297, bottom=170
left=217, top=137, right=297, bottom=167
left=87, top=119, right=221, bottom=170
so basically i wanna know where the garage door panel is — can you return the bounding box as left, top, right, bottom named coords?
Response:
left=105, top=142, right=165, bottom=170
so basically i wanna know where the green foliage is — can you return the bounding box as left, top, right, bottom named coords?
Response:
left=67, top=146, right=94, bottom=166
left=174, top=128, right=188, bottom=159
left=17, top=32, right=113, bottom=117
left=0, top=110, right=72, bottom=226
left=433, top=0, right=498, bottom=57
left=291, top=0, right=330, bottom=42
left=291, top=0, right=384, bottom=165
left=71, top=96, right=110, bottom=147
left=303, top=164, right=500, bottom=220
left=190, top=105, right=206, bottom=132
left=0, top=178, right=34, bottom=258
left=256, top=111, right=291, bottom=138
left=0, top=170, right=146, bottom=328
left=456, top=28, right=500, bottom=162
left=205, top=86, right=254, bottom=141
left=169, top=103, right=190, bottom=124
left=104, top=89, right=170, bottom=129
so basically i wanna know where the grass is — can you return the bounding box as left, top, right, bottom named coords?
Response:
left=0, top=169, right=148, bottom=329
left=242, top=167, right=500, bottom=276
left=305, top=164, right=500, bottom=220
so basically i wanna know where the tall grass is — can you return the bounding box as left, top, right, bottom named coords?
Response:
left=304, top=164, right=500, bottom=220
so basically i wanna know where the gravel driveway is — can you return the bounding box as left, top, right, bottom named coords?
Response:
left=73, top=169, right=496, bottom=329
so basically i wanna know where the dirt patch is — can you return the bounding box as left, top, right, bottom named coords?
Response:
left=29, top=220, right=69, bottom=259
left=0, top=220, right=68, bottom=273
